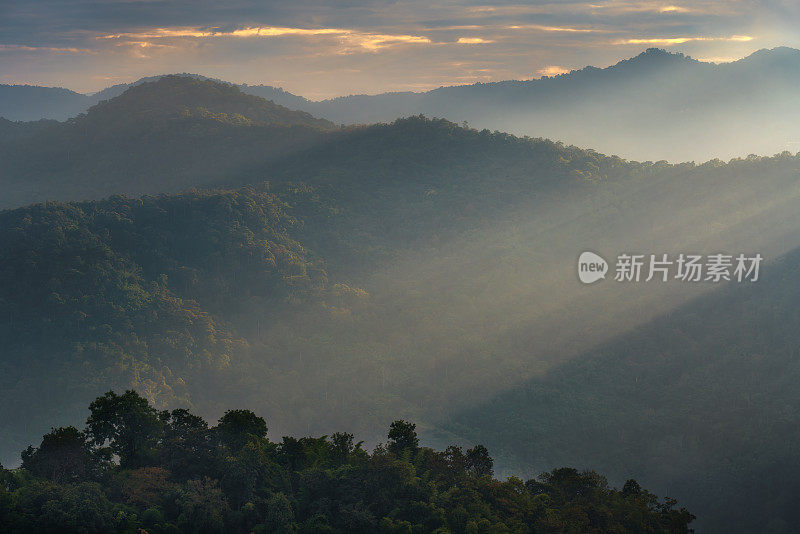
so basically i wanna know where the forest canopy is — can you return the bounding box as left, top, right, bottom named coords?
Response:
left=0, top=390, right=695, bottom=534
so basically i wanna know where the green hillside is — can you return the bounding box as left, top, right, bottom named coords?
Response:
left=0, top=188, right=335, bottom=464
left=81, top=76, right=335, bottom=130
left=444, top=247, right=800, bottom=533
left=0, top=96, right=641, bottom=463
left=0, top=77, right=333, bottom=209
left=0, top=75, right=632, bottom=213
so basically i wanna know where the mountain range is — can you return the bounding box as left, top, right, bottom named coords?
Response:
left=3, top=59, right=800, bottom=532
left=4, top=47, right=800, bottom=161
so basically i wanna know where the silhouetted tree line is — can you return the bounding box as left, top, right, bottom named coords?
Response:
left=0, top=390, right=694, bottom=533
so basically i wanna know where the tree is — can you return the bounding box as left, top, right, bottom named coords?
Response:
left=622, top=479, right=642, bottom=496
left=121, top=466, right=175, bottom=508
left=0, top=463, right=13, bottom=532
left=8, top=393, right=695, bottom=534
left=161, top=408, right=217, bottom=480
left=538, top=467, right=607, bottom=505
left=279, top=436, right=305, bottom=472
left=14, top=481, right=118, bottom=533
left=21, top=426, right=95, bottom=483
left=387, top=420, right=418, bottom=456
left=178, top=477, right=229, bottom=534
left=216, top=409, right=268, bottom=451
left=265, top=492, right=297, bottom=534
left=86, top=390, right=163, bottom=468
left=465, top=444, right=493, bottom=477
left=331, top=432, right=355, bottom=464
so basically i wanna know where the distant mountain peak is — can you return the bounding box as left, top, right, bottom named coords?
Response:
left=734, top=46, right=800, bottom=67
left=743, top=46, right=800, bottom=58
left=642, top=47, right=674, bottom=56
left=620, top=47, right=698, bottom=66
left=89, top=72, right=212, bottom=100
left=82, top=75, right=334, bottom=129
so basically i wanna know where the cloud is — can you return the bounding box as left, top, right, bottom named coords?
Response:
left=538, top=65, right=572, bottom=76
left=617, top=35, right=754, bottom=45
left=0, top=0, right=787, bottom=95
left=587, top=1, right=714, bottom=15
left=100, top=27, right=348, bottom=40
left=0, top=44, right=94, bottom=54
left=456, top=37, right=495, bottom=44
left=347, top=33, right=432, bottom=51
left=695, top=55, right=740, bottom=63
left=99, top=25, right=432, bottom=52
left=508, top=24, right=603, bottom=33
left=659, top=5, right=692, bottom=13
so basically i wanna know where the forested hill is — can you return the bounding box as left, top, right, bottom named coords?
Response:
left=0, top=117, right=58, bottom=144
left=0, top=391, right=695, bottom=533
left=0, top=122, right=623, bottom=464
left=0, top=77, right=333, bottom=209
left=0, top=75, right=637, bottom=212
left=284, top=47, right=800, bottom=161
left=81, top=76, right=334, bottom=130
left=444, top=245, right=800, bottom=533
left=0, top=75, right=333, bottom=125
left=0, top=84, right=89, bottom=121
left=0, top=97, right=647, bottom=465
left=0, top=188, right=343, bottom=467
left=260, top=47, right=800, bottom=161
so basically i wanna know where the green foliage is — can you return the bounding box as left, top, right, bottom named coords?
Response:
left=20, top=427, right=96, bottom=484
left=265, top=492, right=296, bottom=534
left=465, top=445, right=493, bottom=478
left=216, top=410, right=268, bottom=452
left=87, top=390, right=163, bottom=469
left=159, top=409, right=216, bottom=481
left=1, top=392, right=694, bottom=533
left=0, top=188, right=330, bottom=462
left=177, top=477, right=229, bottom=534
left=8, top=481, right=120, bottom=533
left=387, top=420, right=419, bottom=456
left=447, top=245, right=800, bottom=533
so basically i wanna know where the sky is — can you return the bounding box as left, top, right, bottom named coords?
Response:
left=1, top=0, right=798, bottom=99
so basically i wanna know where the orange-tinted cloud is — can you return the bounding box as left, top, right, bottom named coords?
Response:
left=538, top=65, right=571, bottom=76
left=618, top=35, right=754, bottom=45
left=659, top=5, right=692, bottom=13
left=100, top=26, right=432, bottom=53
left=0, top=44, right=94, bottom=54
left=508, top=24, right=602, bottom=33
left=456, top=37, right=495, bottom=44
